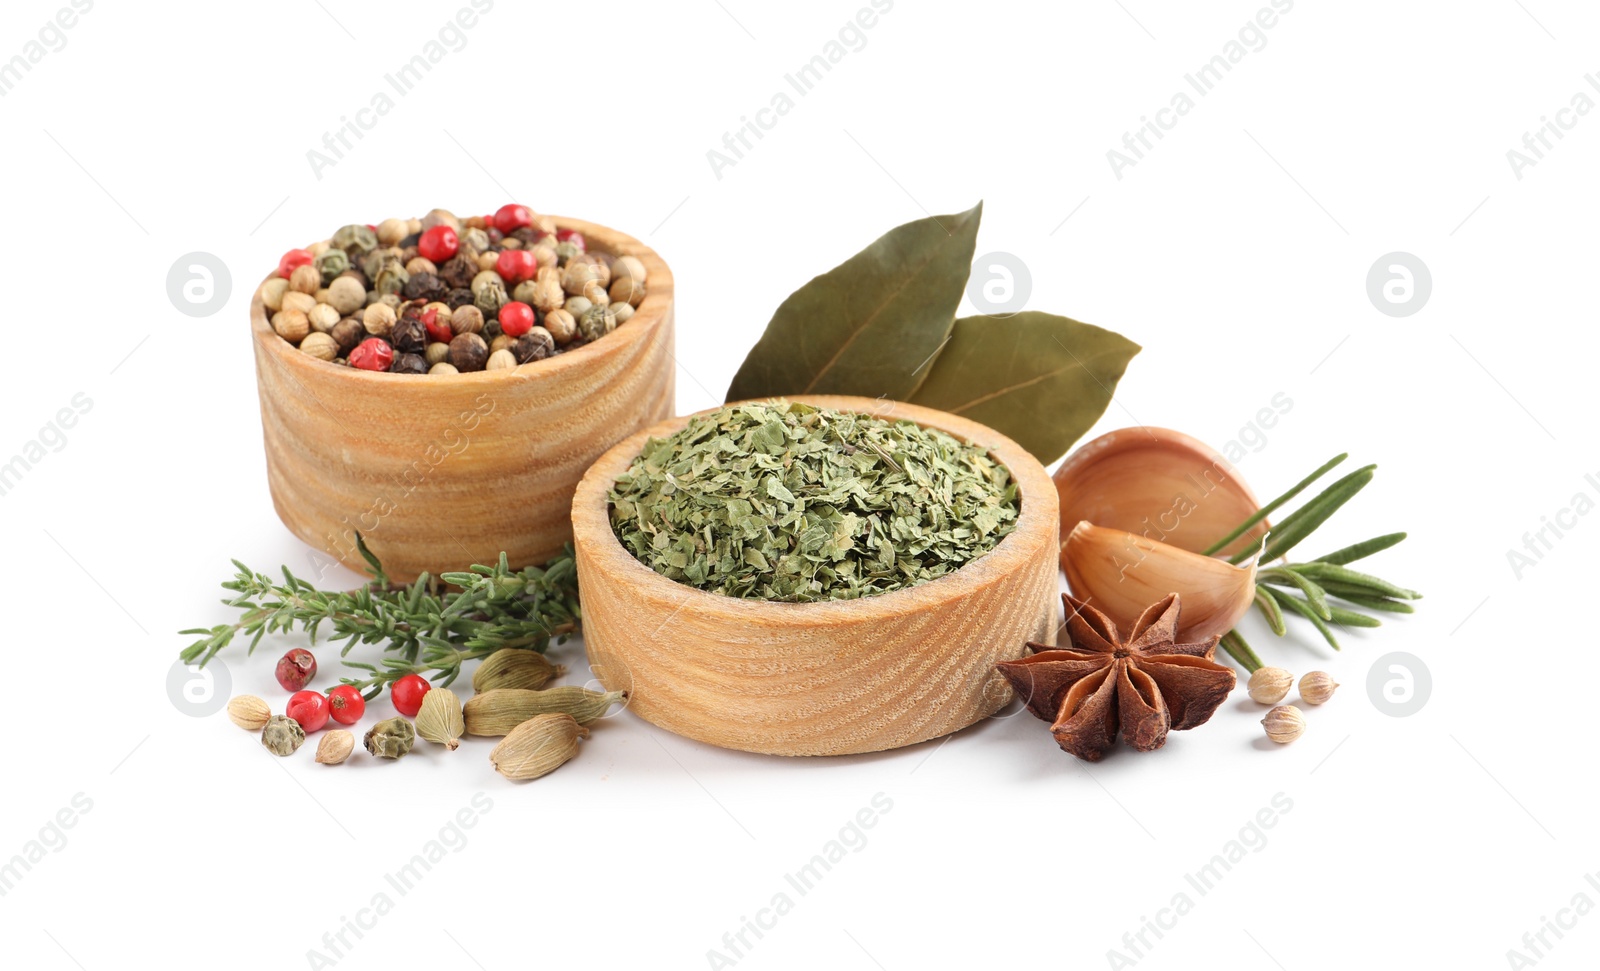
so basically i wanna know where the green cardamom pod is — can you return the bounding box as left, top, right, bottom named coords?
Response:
left=471, top=648, right=565, bottom=693
left=489, top=714, right=588, bottom=781
left=464, top=687, right=627, bottom=736
left=364, top=716, right=416, bottom=759
left=415, top=689, right=464, bottom=750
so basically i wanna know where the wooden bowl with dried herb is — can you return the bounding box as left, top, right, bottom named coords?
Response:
left=570, top=396, right=1059, bottom=757
left=251, top=213, right=675, bottom=582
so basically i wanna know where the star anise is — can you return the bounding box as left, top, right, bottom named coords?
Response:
left=996, top=593, right=1236, bottom=762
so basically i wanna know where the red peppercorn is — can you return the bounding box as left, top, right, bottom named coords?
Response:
left=418, top=225, right=459, bottom=263
left=494, top=204, right=532, bottom=235
left=286, top=690, right=330, bottom=732
left=391, top=673, right=430, bottom=718
left=495, top=249, right=537, bottom=285
left=498, top=301, right=535, bottom=338
left=275, top=648, right=317, bottom=692
left=422, top=306, right=453, bottom=344
left=278, top=249, right=314, bottom=279
left=326, top=685, right=366, bottom=726
left=555, top=229, right=585, bottom=250
left=349, top=338, right=394, bottom=371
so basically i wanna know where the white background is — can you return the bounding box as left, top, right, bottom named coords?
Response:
left=0, top=1, right=1592, bottom=968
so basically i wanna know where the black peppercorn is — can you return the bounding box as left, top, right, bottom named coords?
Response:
left=439, top=255, right=478, bottom=291
left=330, top=318, right=366, bottom=356
left=513, top=327, right=556, bottom=364
left=445, top=287, right=475, bottom=309
left=390, top=353, right=428, bottom=375
left=391, top=314, right=427, bottom=353
left=402, top=271, right=446, bottom=302
left=449, top=333, right=489, bottom=373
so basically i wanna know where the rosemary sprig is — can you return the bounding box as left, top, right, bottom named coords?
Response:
left=179, top=536, right=581, bottom=698
left=1211, top=456, right=1420, bottom=672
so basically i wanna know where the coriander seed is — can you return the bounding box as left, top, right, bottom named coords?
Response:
left=543, top=308, right=577, bottom=344
left=281, top=290, right=317, bottom=316
left=449, top=332, right=489, bottom=372
left=1247, top=667, right=1293, bottom=705
left=363, top=303, right=396, bottom=337
left=450, top=305, right=484, bottom=335
left=288, top=263, right=321, bottom=295
left=307, top=302, right=341, bottom=333
left=272, top=309, right=311, bottom=344
left=260, top=277, right=290, bottom=313
left=376, top=217, right=409, bottom=246
left=1261, top=705, right=1306, bottom=744
left=1299, top=671, right=1339, bottom=705
left=300, top=331, right=339, bottom=361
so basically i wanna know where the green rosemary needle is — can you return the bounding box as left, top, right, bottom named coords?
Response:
left=179, top=537, right=581, bottom=698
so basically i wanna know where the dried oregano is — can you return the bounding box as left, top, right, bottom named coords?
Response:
left=608, top=400, right=1019, bottom=602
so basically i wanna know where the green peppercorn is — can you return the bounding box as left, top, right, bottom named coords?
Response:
left=315, top=249, right=350, bottom=286
left=332, top=223, right=378, bottom=257
left=363, top=717, right=416, bottom=759
left=475, top=279, right=508, bottom=321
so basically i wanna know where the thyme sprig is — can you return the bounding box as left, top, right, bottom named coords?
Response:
left=179, top=537, right=581, bottom=698
left=1212, top=456, right=1420, bottom=672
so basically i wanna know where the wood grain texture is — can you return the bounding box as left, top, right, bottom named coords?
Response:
left=572, top=396, right=1060, bottom=756
left=251, top=216, right=675, bottom=582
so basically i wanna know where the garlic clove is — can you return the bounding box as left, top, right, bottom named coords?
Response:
left=1054, top=427, right=1268, bottom=560
left=1061, top=521, right=1259, bottom=644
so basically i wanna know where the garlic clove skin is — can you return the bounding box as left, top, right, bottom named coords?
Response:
left=1061, top=521, right=1259, bottom=644
left=1054, top=427, right=1268, bottom=560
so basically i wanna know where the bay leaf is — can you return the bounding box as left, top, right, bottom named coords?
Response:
left=726, top=202, right=983, bottom=402
left=908, top=312, right=1140, bottom=466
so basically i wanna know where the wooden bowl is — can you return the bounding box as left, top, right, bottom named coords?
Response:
left=571, top=396, right=1060, bottom=756
left=251, top=216, right=675, bottom=581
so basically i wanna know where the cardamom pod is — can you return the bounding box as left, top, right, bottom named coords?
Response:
left=489, top=714, right=588, bottom=781
left=464, top=686, right=627, bottom=736
left=471, top=648, right=566, bottom=693
left=316, top=730, right=355, bottom=764
left=261, top=715, right=305, bottom=757
left=228, top=695, right=272, bottom=732
left=364, top=717, right=416, bottom=759
left=415, top=688, right=465, bottom=750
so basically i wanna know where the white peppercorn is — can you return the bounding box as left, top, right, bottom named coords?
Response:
left=272, top=309, right=311, bottom=344
left=289, top=263, right=321, bottom=295
left=471, top=270, right=505, bottom=296
left=281, top=290, right=317, bottom=316
left=582, top=279, right=610, bottom=307
left=326, top=276, right=366, bottom=316
left=260, top=277, right=290, bottom=313
left=300, top=331, right=339, bottom=361
left=564, top=296, right=593, bottom=319
left=612, top=302, right=635, bottom=324
left=405, top=256, right=437, bottom=277
left=561, top=260, right=601, bottom=296
left=424, top=341, right=451, bottom=366
left=486, top=348, right=518, bottom=370
left=307, top=303, right=341, bottom=333
left=428, top=361, right=459, bottom=375
left=421, top=208, right=460, bottom=232
left=611, top=254, right=647, bottom=285
left=363, top=303, right=397, bottom=337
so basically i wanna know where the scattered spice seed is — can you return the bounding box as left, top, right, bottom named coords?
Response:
left=261, top=715, right=305, bottom=756
left=390, top=673, right=430, bottom=718
left=489, top=714, right=587, bottom=781
left=1261, top=705, right=1306, bottom=744
left=364, top=717, right=416, bottom=759
left=415, top=689, right=465, bottom=750
left=275, top=648, right=317, bottom=691
left=316, top=730, right=355, bottom=764
left=286, top=690, right=330, bottom=733
left=227, top=695, right=271, bottom=732
left=1299, top=671, right=1339, bottom=705
left=1247, top=667, right=1293, bottom=705
left=471, top=648, right=565, bottom=693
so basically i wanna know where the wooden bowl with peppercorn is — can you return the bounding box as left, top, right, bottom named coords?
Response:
left=570, top=396, right=1060, bottom=757
left=251, top=210, right=675, bottom=582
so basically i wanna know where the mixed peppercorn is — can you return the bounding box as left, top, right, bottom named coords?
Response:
left=259, top=204, right=649, bottom=375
